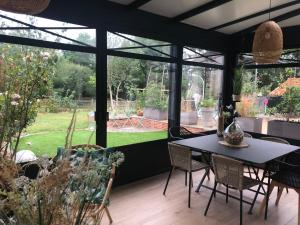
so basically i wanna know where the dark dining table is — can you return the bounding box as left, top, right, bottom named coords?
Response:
left=172, top=134, right=300, bottom=219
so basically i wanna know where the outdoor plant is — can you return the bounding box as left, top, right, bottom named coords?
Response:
left=274, top=86, right=300, bottom=121
left=200, top=98, right=215, bottom=108
left=0, top=45, right=56, bottom=158
left=233, top=67, right=243, bottom=96
left=144, top=81, right=168, bottom=111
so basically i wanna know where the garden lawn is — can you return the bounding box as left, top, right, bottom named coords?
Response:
left=19, top=111, right=167, bottom=157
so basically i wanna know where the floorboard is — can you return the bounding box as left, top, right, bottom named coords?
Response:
left=102, top=170, right=298, bottom=225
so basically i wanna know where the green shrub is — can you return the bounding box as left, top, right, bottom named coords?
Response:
left=145, top=81, right=168, bottom=110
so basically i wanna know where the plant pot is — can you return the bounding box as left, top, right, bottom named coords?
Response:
left=180, top=111, right=198, bottom=125
left=200, top=107, right=215, bottom=127
left=137, top=110, right=143, bottom=116
left=232, top=95, right=241, bottom=102
left=143, top=107, right=167, bottom=120
left=236, top=117, right=263, bottom=133
left=268, top=120, right=300, bottom=140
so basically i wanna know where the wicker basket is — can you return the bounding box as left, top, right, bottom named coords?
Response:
left=252, top=21, right=283, bottom=64
left=0, top=0, right=50, bottom=14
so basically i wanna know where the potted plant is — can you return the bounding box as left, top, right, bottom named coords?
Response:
left=233, top=67, right=243, bottom=102
left=143, top=81, right=168, bottom=120
left=180, top=98, right=198, bottom=125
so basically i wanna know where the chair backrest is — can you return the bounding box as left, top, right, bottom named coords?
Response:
left=169, top=126, right=204, bottom=140
left=168, top=143, right=191, bottom=171
left=212, top=154, right=244, bottom=190
left=244, top=132, right=253, bottom=138
left=261, top=136, right=290, bottom=145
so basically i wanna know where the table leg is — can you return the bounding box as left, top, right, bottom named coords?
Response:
left=265, top=172, right=271, bottom=220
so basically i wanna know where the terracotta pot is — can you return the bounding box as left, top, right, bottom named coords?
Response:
left=232, top=95, right=241, bottom=102
left=137, top=110, right=143, bottom=116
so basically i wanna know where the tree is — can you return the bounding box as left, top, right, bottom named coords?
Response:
left=54, top=58, right=95, bottom=99
left=275, top=87, right=300, bottom=120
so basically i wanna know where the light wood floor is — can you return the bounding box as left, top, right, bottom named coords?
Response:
left=102, top=170, right=298, bottom=225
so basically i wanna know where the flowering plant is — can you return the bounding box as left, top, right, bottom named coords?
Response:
left=0, top=45, right=56, bottom=158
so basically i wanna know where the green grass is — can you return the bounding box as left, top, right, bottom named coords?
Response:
left=19, top=111, right=167, bottom=157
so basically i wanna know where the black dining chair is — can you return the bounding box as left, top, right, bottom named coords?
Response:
left=163, top=143, right=210, bottom=208
left=259, top=151, right=300, bottom=225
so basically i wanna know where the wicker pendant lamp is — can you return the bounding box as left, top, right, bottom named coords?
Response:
left=0, top=0, right=50, bottom=15
left=252, top=0, right=283, bottom=64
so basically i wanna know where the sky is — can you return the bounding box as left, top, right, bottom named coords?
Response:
left=0, top=10, right=96, bottom=45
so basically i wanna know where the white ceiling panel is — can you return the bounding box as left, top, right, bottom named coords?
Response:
left=216, top=4, right=300, bottom=34
left=109, top=0, right=136, bottom=5
left=140, top=0, right=213, bottom=18
left=278, top=15, right=300, bottom=27
left=182, top=0, right=296, bottom=29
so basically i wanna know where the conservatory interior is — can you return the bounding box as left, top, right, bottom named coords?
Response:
left=0, top=0, right=300, bottom=225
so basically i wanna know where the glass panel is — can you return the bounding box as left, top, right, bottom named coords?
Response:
left=238, top=49, right=300, bottom=65
left=0, top=10, right=96, bottom=46
left=0, top=43, right=96, bottom=157
left=180, top=65, right=223, bottom=132
left=107, top=32, right=171, bottom=57
left=183, top=46, right=224, bottom=65
left=107, top=56, right=169, bottom=147
left=236, top=67, right=300, bottom=140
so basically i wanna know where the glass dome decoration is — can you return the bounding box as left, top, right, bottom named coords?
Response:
left=223, top=118, right=244, bottom=145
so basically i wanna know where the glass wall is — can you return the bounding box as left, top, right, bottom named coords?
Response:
left=106, top=33, right=171, bottom=147
left=0, top=43, right=96, bottom=157
left=180, top=65, right=223, bottom=132
left=236, top=50, right=300, bottom=139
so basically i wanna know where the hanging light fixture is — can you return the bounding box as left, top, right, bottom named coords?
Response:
left=252, top=0, right=283, bottom=64
left=0, top=0, right=50, bottom=15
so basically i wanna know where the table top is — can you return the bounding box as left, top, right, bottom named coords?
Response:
left=172, top=134, right=300, bottom=164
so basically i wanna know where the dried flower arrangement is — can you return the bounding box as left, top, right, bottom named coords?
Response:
left=0, top=148, right=124, bottom=225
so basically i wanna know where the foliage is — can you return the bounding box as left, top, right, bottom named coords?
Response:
left=133, top=89, right=146, bottom=111
left=0, top=149, right=124, bottom=225
left=54, top=58, right=95, bottom=99
left=144, top=81, right=168, bottom=110
left=44, top=91, right=77, bottom=113
left=0, top=44, right=56, bottom=157
left=274, top=87, right=300, bottom=119
left=200, top=98, right=215, bottom=108
left=233, top=67, right=243, bottom=95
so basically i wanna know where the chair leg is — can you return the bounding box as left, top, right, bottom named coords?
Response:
left=163, top=167, right=174, bottom=195
left=185, top=171, right=187, bottom=186
left=207, top=169, right=210, bottom=181
left=259, top=180, right=275, bottom=216
left=275, top=186, right=284, bottom=206
left=247, top=166, right=252, bottom=179
left=248, top=182, right=262, bottom=214
left=226, top=185, right=229, bottom=204
left=240, top=190, right=243, bottom=225
left=195, top=169, right=208, bottom=193
left=191, top=173, right=193, bottom=187
left=204, top=181, right=217, bottom=216
left=188, top=171, right=192, bottom=208
left=105, top=207, right=113, bottom=224
left=298, top=192, right=300, bottom=225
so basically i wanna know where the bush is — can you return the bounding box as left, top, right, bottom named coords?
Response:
left=144, top=81, right=168, bottom=110
left=276, top=87, right=300, bottom=118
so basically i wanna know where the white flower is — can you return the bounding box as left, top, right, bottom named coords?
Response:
left=11, top=93, right=21, bottom=101
left=11, top=101, right=19, bottom=106
left=37, top=99, right=41, bottom=103
left=0, top=93, right=2, bottom=96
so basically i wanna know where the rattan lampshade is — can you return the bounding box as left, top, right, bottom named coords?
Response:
left=0, top=0, right=50, bottom=15
left=252, top=21, right=283, bottom=64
